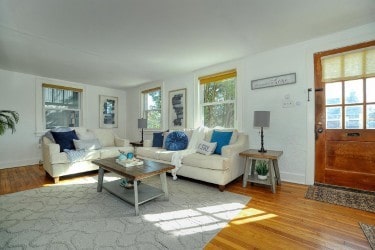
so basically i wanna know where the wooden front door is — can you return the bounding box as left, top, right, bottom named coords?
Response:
left=314, top=41, right=375, bottom=191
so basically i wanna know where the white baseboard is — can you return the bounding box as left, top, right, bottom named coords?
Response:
left=280, top=171, right=306, bottom=185
left=0, top=158, right=40, bottom=169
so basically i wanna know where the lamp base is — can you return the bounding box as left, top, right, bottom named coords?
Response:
left=258, top=148, right=267, bottom=153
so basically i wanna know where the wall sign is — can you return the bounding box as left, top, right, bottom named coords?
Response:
left=251, top=73, right=296, bottom=90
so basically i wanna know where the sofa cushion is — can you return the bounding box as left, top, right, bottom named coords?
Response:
left=50, top=150, right=101, bottom=164
left=165, top=131, right=188, bottom=151
left=51, top=130, right=79, bottom=152
left=90, top=129, right=115, bottom=147
left=182, top=153, right=230, bottom=171
left=99, top=146, right=133, bottom=159
left=158, top=150, right=176, bottom=162
left=152, top=132, right=164, bottom=147
left=196, top=140, right=217, bottom=155
left=210, top=130, right=233, bottom=155
left=73, top=139, right=102, bottom=150
left=137, top=147, right=166, bottom=160
left=76, top=129, right=97, bottom=140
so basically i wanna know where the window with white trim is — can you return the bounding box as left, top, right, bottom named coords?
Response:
left=42, top=83, right=82, bottom=129
left=141, top=87, right=162, bottom=129
left=199, top=69, right=237, bottom=128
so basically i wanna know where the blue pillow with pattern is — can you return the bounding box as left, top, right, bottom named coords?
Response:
left=165, top=131, right=188, bottom=151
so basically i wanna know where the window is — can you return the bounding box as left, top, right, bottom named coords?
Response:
left=322, top=46, right=375, bottom=129
left=42, top=83, right=82, bottom=129
left=199, top=69, right=236, bottom=128
left=141, top=87, right=162, bottom=129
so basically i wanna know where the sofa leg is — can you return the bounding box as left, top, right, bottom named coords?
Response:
left=218, top=185, right=225, bottom=192
left=53, top=177, right=59, bottom=184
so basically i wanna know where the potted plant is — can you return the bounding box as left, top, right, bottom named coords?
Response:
left=0, top=110, right=19, bottom=136
left=255, top=160, right=269, bottom=180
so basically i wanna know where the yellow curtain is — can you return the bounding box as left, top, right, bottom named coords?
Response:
left=198, top=69, right=237, bottom=84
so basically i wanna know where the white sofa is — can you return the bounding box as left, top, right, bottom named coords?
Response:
left=42, top=127, right=134, bottom=183
left=136, top=129, right=249, bottom=191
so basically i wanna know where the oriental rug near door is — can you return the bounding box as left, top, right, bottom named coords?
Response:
left=359, top=222, right=375, bottom=250
left=305, top=183, right=375, bottom=213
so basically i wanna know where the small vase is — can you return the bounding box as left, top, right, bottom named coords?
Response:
left=257, top=174, right=267, bottom=180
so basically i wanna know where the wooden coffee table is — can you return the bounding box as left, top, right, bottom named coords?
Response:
left=93, top=158, right=175, bottom=215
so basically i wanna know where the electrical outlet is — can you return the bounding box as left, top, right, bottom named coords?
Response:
left=282, top=100, right=295, bottom=108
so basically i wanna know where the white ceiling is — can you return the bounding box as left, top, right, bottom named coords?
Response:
left=0, top=0, right=374, bottom=89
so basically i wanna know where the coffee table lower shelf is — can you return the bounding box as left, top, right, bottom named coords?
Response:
left=103, top=179, right=165, bottom=208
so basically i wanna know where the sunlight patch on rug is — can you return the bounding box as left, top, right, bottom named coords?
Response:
left=144, top=202, right=245, bottom=236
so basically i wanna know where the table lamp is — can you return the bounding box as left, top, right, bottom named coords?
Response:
left=254, top=111, right=270, bottom=153
left=138, top=118, right=147, bottom=143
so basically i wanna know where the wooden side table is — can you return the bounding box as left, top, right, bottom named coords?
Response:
left=239, top=149, right=283, bottom=193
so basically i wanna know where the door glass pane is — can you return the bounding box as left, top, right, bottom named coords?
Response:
left=326, top=107, right=342, bottom=129
left=325, top=82, right=342, bottom=105
left=366, top=77, right=375, bottom=102
left=345, top=105, right=363, bottom=129
left=344, top=79, right=363, bottom=104
left=367, top=105, right=375, bottom=129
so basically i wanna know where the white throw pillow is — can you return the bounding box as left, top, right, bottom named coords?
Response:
left=196, top=140, right=217, bottom=155
left=73, top=139, right=102, bottom=150
left=76, top=130, right=96, bottom=140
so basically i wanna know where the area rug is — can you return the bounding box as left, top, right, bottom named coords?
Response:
left=305, top=183, right=375, bottom=213
left=0, top=175, right=250, bottom=249
left=359, top=222, right=375, bottom=249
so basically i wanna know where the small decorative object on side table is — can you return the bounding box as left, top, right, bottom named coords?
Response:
left=239, top=149, right=283, bottom=193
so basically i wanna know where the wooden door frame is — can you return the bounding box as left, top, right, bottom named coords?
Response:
left=313, top=40, right=375, bottom=184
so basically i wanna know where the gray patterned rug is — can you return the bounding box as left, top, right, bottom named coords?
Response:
left=359, top=222, right=375, bottom=250
left=305, top=183, right=375, bottom=213
left=0, top=175, right=250, bottom=250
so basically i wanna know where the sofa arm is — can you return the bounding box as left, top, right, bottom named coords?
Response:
left=221, top=134, right=249, bottom=158
left=114, top=137, right=130, bottom=147
left=44, top=143, right=61, bottom=156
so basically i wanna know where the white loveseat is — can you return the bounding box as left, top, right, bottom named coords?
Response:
left=136, top=128, right=249, bottom=191
left=42, top=127, right=134, bottom=183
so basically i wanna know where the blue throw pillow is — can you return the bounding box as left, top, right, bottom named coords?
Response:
left=165, top=131, right=188, bottom=151
left=152, top=132, right=164, bottom=147
left=51, top=130, right=79, bottom=152
left=210, top=130, right=233, bottom=155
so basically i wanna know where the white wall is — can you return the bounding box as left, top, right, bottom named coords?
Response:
left=0, top=69, right=127, bottom=169
left=125, top=22, right=375, bottom=185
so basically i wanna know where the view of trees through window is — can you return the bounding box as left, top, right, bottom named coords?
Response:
left=43, top=85, right=81, bottom=129
left=143, top=88, right=161, bottom=129
left=201, top=76, right=236, bottom=128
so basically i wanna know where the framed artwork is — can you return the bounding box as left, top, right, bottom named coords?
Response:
left=168, top=88, right=186, bottom=129
left=99, top=95, right=118, bottom=128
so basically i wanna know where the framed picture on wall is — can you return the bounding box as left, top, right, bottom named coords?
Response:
left=168, top=88, right=186, bottom=129
left=99, top=95, right=118, bottom=128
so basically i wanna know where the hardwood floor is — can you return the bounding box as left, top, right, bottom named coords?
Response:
left=1, top=165, right=374, bottom=249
